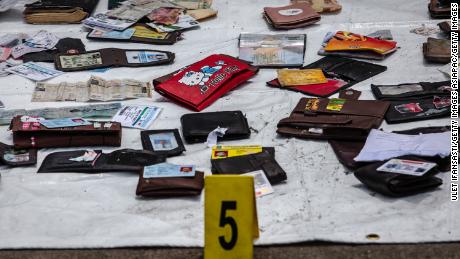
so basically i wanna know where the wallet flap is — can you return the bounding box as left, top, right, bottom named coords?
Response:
left=293, top=98, right=389, bottom=118
left=180, top=111, right=250, bottom=142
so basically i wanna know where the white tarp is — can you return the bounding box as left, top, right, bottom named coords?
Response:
left=0, top=0, right=455, bottom=249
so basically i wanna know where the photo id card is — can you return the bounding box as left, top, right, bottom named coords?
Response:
left=377, top=159, right=437, bottom=176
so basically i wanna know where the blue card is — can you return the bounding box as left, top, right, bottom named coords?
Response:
left=88, top=28, right=136, bottom=40
left=40, top=118, right=92, bottom=128
left=143, top=163, right=196, bottom=178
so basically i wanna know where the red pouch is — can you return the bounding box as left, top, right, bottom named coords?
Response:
left=153, top=54, right=259, bottom=111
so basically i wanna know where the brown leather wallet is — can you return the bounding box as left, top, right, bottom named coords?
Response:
left=263, top=3, right=320, bottom=29
left=277, top=98, right=389, bottom=140
left=423, top=38, right=451, bottom=64
left=10, top=116, right=122, bottom=149
left=24, top=0, right=99, bottom=24
left=136, top=170, right=204, bottom=197
left=54, top=48, right=175, bottom=72
left=428, top=0, right=451, bottom=19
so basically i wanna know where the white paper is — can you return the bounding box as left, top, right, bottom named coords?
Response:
left=147, top=15, right=199, bottom=32
left=354, top=129, right=451, bottom=162
left=112, top=105, right=161, bottom=129
left=205, top=126, right=227, bottom=147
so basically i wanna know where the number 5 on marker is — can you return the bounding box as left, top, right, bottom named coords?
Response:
left=204, top=175, right=259, bottom=259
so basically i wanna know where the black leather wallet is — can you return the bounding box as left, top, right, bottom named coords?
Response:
left=354, top=157, right=443, bottom=197
left=371, top=81, right=451, bottom=100
left=180, top=111, right=251, bottom=144
left=329, top=126, right=452, bottom=171
left=0, top=142, right=37, bottom=167
left=210, top=147, right=275, bottom=172
left=38, top=149, right=165, bottom=173
left=141, top=129, right=186, bottom=157
left=385, top=96, right=450, bottom=124
left=211, top=150, right=287, bottom=184
left=266, top=56, right=387, bottom=97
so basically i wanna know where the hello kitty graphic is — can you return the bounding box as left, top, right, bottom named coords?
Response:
left=178, top=61, right=226, bottom=88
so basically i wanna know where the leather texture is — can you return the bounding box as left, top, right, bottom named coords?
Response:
left=24, top=0, right=99, bottom=24
left=23, top=38, right=86, bottom=63
left=263, top=3, right=321, bottom=29
left=329, top=126, right=452, bottom=170
left=384, top=96, right=450, bottom=124
left=38, top=149, right=166, bottom=173
left=428, top=0, right=451, bottom=18
left=180, top=111, right=251, bottom=144
left=54, top=48, right=175, bottom=72
left=354, top=156, right=443, bottom=197
left=10, top=116, right=122, bottom=149
left=211, top=150, right=287, bottom=184
left=140, top=129, right=186, bottom=157
left=277, top=97, right=389, bottom=140
left=136, top=170, right=204, bottom=197
left=267, top=56, right=387, bottom=97
left=371, top=81, right=451, bottom=100
left=423, top=37, right=451, bottom=64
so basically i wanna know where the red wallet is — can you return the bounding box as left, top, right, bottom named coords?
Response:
left=153, top=54, right=259, bottom=111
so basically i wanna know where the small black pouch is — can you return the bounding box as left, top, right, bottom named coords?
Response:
left=211, top=150, right=287, bottom=184
left=354, top=157, right=443, bottom=197
left=180, top=111, right=251, bottom=144
left=385, top=96, right=450, bottom=124
left=0, top=142, right=37, bottom=167
left=141, top=129, right=186, bottom=157
left=371, top=81, right=451, bottom=100
left=23, top=38, right=86, bottom=63
left=38, top=149, right=165, bottom=173
left=266, top=56, right=387, bottom=97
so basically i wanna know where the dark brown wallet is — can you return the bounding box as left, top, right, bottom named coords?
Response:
left=54, top=48, right=175, bottom=72
left=423, top=38, right=450, bottom=64
left=277, top=98, right=389, bottom=140
left=263, top=3, right=320, bottom=29
left=428, top=0, right=451, bottom=19
left=10, top=116, right=122, bottom=149
left=136, top=170, right=204, bottom=197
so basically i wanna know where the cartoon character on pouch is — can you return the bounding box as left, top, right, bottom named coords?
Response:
left=178, top=61, right=226, bottom=87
